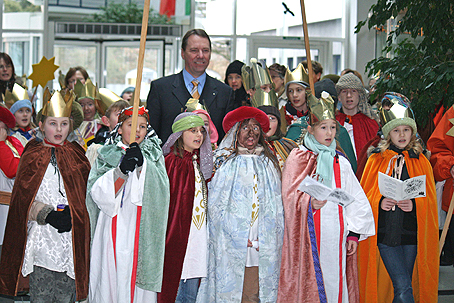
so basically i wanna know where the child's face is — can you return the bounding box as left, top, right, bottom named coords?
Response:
left=182, top=126, right=205, bottom=153
left=389, top=125, right=412, bottom=149
left=308, top=119, right=337, bottom=147
left=227, top=73, right=242, bottom=91
left=265, top=114, right=279, bottom=138
left=79, top=98, right=97, bottom=121
left=39, top=117, right=70, bottom=146
left=238, top=118, right=261, bottom=150
left=107, top=109, right=121, bottom=131
left=118, top=116, right=148, bottom=145
left=14, top=107, right=32, bottom=128
left=197, top=113, right=210, bottom=134
left=287, top=83, right=307, bottom=111
left=338, top=88, right=360, bottom=113
left=122, top=91, right=133, bottom=101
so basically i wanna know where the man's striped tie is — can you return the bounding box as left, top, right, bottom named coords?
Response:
left=191, top=79, right=200, bottom=99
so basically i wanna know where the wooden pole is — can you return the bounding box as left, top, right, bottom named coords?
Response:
left=30, top=86, right=38, bottom=107
left=130, top=0, right=151, bottom=144
left=439, top=193, right=454, bottom=256
left=299, top=0, right=315, bottom=93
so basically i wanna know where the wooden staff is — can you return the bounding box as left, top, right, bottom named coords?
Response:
left=299, top=0, right=315, bottom=93
left=130, top=0, right=151, bottom=144
left=439, top=193, right=454, bottom=256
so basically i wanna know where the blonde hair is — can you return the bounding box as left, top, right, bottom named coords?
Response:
left=377, top=132, right=423, bottom=155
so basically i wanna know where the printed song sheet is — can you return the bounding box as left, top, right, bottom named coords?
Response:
left=298, top=176, right=355, bottom=207
left=378, top=172, right=426, bottom=201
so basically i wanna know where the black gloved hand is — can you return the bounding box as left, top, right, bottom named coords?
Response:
left=119, top=142, right=144, bottom=174
left=45, top=205, right=72, bottom=233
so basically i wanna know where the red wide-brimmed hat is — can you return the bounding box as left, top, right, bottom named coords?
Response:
left=222, top=106, right=270, bottom=133
left=0, top=105, right=16, bottom=128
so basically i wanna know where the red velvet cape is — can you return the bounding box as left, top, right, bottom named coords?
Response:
left=355, top=135, right=381, bottom=180
left=336, top=112, right=379, bottom=158
left=0, top=139, right=91, bottom=301
left=158, top=149, right=199, bottom=302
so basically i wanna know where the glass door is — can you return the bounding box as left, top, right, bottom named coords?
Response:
left=53, top=41, right=100, bottom=89
left=102, top=40, right=165, bottom=101
left=247, top=36, right=337, bottom=74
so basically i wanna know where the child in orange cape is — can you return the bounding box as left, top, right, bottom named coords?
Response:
left=358, top=95, right=438, bottom=302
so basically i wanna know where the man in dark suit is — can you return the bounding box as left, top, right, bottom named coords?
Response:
left=147, top=29, right=235, bottom=143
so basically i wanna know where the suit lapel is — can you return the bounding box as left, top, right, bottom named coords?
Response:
left=200, top=75, right=217, bottom=112
left=172, top=72, right=191, bottom=111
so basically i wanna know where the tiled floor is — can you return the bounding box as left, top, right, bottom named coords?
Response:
left=0, top=265, right=453, bottom=302
left=438, top=264, right=454, bottom=302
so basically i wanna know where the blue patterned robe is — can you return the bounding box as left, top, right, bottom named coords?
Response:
left=196, top=153, right=284, bottom=302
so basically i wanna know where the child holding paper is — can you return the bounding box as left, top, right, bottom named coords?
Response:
left=358, top=96, right=438, bottom=303
left=278, top=93, right=374, bottom=302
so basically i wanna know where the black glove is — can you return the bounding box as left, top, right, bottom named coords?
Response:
left=119, top=142, right=144, bottom=174
left=45, top=205, right=72, bottom=233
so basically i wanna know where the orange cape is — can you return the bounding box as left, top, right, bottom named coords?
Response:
left=427, top=105, right=454, bottom=212
left=358, top=149, right=438, bottom=303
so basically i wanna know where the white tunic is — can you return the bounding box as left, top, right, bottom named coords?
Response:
left=0, top=170, right=14, bottom=245
left=89, top=155, right=156, bottom=303
left=180, top=161, right=207, bottom=280
left=246, top=173, right=259, bottom=267
left=22, top=162, right=74, bottom=278
left=301, top=146, right=375, bottom=303
left=0, top=140, right=20, bottom=245
left=343, top=121, right=357, bottom=158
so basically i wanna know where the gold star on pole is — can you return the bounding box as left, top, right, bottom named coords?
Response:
left=28, top=56, right=59, bottom=88
left=446, top=118, right=454, bottom=137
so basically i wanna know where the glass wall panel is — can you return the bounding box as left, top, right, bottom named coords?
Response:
left=105, top=45, right=160, bottom=100
left=207, top=37, right=231, bottom=80
left=53, top=44, right=98, bottom=88
left=3, top=41, right=29, bottom=76
left=258, top=47, right=319, bottom=70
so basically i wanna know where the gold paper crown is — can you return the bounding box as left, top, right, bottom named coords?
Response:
left=308, top=91, right=335, bottom=124
left=41, top=88, right=76, bottom=118
left=74, top=78, right=99, bottom=101
left=250, top=87, right=278, bottom=108
left=3, top=83, right=30, bottom=109
left=241, top=58, right=273, bottom=91
left=98, top=88, right=122, bottom=115
left=378, top=96, right=414, bottom=126
left=186, top=98, right=208, bottom=112
left=241, top=59, right=278, bottom=108
left=15, top=74, right=28, bottom=89
left=285, top=63, right=310, bottom=88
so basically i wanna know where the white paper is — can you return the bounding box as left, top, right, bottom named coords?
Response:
left=298, top=176, right=355, bottom=207
left=378, top=172, right=426, bottom=201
